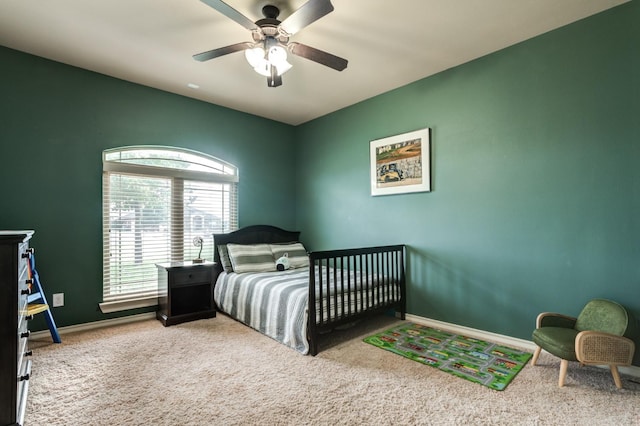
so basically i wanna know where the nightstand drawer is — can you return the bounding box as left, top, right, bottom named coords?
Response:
left=171, top=268, right=212, bottom=286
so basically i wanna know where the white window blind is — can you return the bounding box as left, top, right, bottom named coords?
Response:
left=101, top=146, right=238, bottom=312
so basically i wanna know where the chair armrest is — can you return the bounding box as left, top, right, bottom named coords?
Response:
left=536, top=312, right=577, bottom=329
left=575, top=331, right=636, bottom=365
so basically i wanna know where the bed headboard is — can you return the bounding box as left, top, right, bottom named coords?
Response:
left=213, top=225, right=301, bottom=265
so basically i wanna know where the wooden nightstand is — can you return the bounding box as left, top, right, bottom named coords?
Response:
left=156, top=261, right=218, bottom=326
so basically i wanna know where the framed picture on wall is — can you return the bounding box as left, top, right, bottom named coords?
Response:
left=370, top=127, right=431, bottom=196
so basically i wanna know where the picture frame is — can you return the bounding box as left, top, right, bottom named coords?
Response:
left=370, top=127, right=431, bottom=196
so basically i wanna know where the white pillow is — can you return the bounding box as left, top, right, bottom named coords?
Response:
left=270, top=243, right=309, bottom=269
left=217, top=245, right=234, bottom=273
left=226, top=243, right=276, bottom=273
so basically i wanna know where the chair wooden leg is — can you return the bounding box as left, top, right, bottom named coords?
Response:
left=558, top=359, right=569, bottom=387
left=531, top=346, right=542, bottom=366
left=610, top=365, right=623, bottom=389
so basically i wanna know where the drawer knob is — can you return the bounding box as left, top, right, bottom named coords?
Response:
left=26, top=315, right=34, bottom=321
left=19, top=373, right=30, bottom=382
left=21, top=331, right=30, bottom=339
left=24, top=350, right=33, bottom=357
left=21, top=288, right=31, bottom=295
left=21, top=248, right=35, bottom=258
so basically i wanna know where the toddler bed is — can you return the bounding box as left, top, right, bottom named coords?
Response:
left=213, top=225, right=406, bottom=355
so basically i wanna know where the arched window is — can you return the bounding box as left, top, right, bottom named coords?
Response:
left=101, top=146, right=238, bottom=312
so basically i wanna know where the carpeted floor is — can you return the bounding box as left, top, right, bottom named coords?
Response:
left=26, top=314, right=640, bottom=425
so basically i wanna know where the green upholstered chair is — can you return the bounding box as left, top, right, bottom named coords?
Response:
left=531, top=298, right=637, bottom=388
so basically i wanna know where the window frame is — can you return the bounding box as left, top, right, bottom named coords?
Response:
left=100, top=146, right=238, bottom=313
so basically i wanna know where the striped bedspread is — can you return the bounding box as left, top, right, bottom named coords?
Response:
left=214, top=268, right=311, bottom=353
left=213, top=267, right=402, bottom=354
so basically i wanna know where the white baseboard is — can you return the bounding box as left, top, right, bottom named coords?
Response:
left=405, top=314, right=538, bottom=351
left=28, top=312, right=156, bottom=340
left=405, top=313, right=640, bottom=379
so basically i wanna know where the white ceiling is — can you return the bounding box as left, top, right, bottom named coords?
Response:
left=0, top=0, right=627, bottom=125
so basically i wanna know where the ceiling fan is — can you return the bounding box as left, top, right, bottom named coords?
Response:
left=193, top=0, right=348, bottom=87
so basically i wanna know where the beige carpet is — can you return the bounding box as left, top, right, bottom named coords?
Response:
left=26, top=315, right=640, bottom=425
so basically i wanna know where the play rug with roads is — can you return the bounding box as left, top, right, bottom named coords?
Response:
left=364, top=322, right=532, bottom=391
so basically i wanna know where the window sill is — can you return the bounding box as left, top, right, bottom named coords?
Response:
left=99, top=296, right=158, bottom=314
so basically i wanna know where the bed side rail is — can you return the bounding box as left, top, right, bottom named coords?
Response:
left=307, top=245, right=406, bottom=348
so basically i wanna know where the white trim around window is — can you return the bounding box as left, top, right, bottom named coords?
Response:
left=100, top=146, right=238, bottom=313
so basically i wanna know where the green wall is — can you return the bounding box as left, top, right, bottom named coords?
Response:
left=0, top=46, right=296, bottom=326
left=1, top=2, right=637, bottom=360
left=295, top=1, right=639, bottom=355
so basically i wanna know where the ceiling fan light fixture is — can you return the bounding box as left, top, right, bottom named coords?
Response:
left=244, top=46, right=270, bottom=76
left=245, top=42, right=291, bottom=79
left=268, top=45, right=292, bottom=75
left=245, top=46, right=266, bottom=67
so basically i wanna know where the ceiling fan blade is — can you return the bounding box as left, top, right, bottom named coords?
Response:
left=280, top=0, right=334, bottom=35
left=193, top=42, right=252, bottom=62
left=200, top=0, right=258, bottom=31
left=289, top=42, right=347, bottom=71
